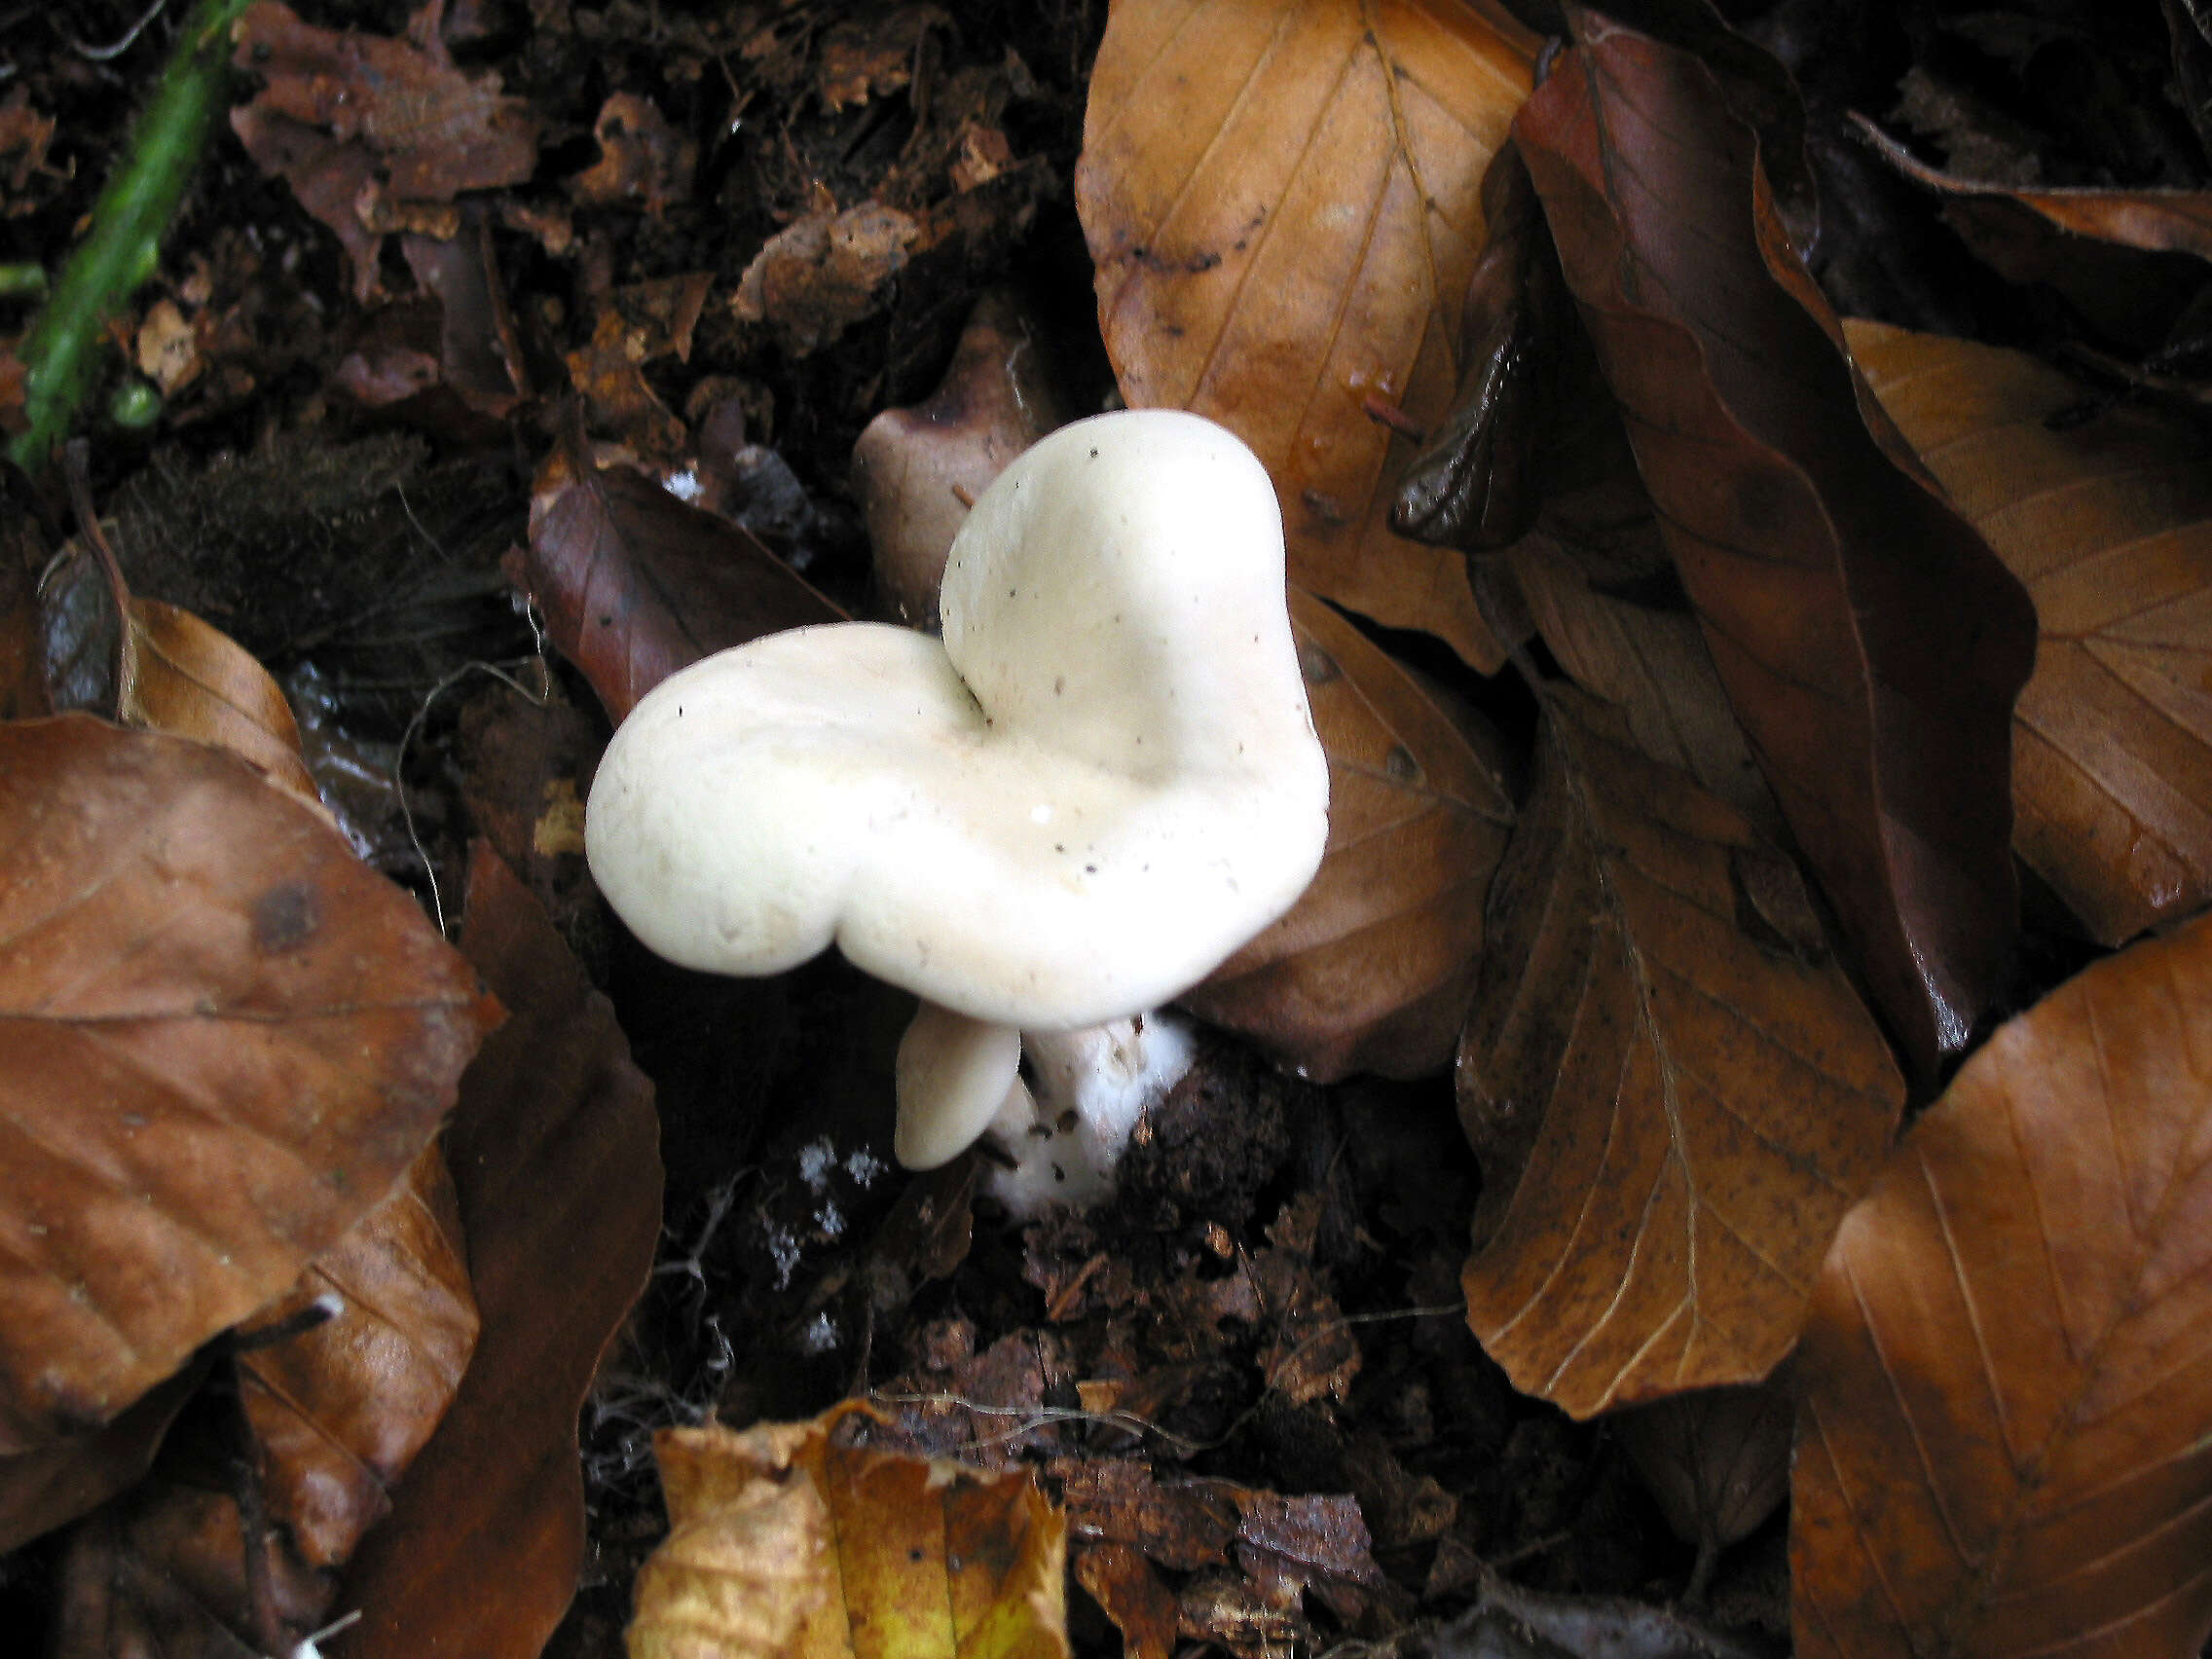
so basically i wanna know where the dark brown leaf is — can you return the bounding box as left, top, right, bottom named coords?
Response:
left=1793, top=912, right=2212, bottom=1657
left=517, top=447, right=842, bottom=722
left=1514, top=14, right=2038, bottom=1074
left=0, top=717, right=498, bottom=1452
left=1458, top=688, right=1903, bottom=1417
left=49, top=1143, right=479, bottom=1657
left=1613, top=1377, right=1793, bottom=1574
left=332, top=844, right=661, bottom=1659
left=1182, top=590, right=1514, bottom=1083
left=0, top=1368, right=199, bottom=1556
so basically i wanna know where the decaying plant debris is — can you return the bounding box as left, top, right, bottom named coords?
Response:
left=8, top=1, right=2212, bottom=1656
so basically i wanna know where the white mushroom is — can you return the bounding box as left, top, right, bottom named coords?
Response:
left=586, top=409, right=1328, bottom=1189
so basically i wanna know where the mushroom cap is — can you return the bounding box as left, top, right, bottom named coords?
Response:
left=585, top=408, right=1329, bottom=1029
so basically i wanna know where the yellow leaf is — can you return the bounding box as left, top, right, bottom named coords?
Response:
left=629, top=1404, right=1069, bottom=1659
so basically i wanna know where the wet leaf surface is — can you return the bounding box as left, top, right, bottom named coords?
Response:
left=1850, top=318, right=2212, bottom=947
left=0, top=717, right=498, bottom=1453
left=1077, top=0, right=1536, bottom=669
left=1183, top=590, right=1514, bottom=1083
left=1515, top=13, right=2039, bottom=1075
left=1457, top=687, right=1903, bottom=1417
left=1793, top=912, right=2212, bottom=1658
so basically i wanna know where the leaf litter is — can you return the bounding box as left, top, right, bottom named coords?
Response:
left=16, top=0, right=2212, bottom=1655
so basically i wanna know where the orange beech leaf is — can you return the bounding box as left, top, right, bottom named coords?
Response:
left=122, top=598, right=322, bottom=814
left=1513, top=14, right=2037, bottom=1077
left=1457, top=688, right=1903, bottom=1418
left=1077, top=0, right=1536, bottom=670
left=1793, top=913, right=2212, bottom=1658
left=630, top=1403, right=1068, bottom=1659
left=334, top=844, right=661, bottom=1659
left=1849, top=319, right=2212, bottom=948
left=519, top=447, right=842, bottom=723
left=1183, top=589, right=1512, bottom=1082
left=0, top=717, right=498, bottom=1454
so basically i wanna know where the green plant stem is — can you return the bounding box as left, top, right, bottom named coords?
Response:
left=7, top=0, right=252, bottom=475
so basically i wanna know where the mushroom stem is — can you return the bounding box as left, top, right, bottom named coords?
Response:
left=892, top=1004, right=1200, bottom=1215
left=979, top=1012, right=1198, bottom=1218
left=893, top=1001, right=1020, bottom=1170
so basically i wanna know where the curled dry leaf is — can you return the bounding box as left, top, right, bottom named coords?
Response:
left=1514, top=14, right=2037, bottom=1075
left=1457, top=688, right=1903, bottom=1418
left=1077, top=0, right=1536, bottom=670
left=518, top=447, right=842, bottom=722
left=1793, top=912, right=2212, bottom=1658
left=1182, top=590, right=1513, bottom=1083
left=1856, top=118, right=2212, bottom=351
left=571, top=92, right=697, bottom=213
left=122, top=598, right=322, bottom=814
left=0, top=717, right=499, bottom=1452
left=852, top=290, right=1069, bottom=628
left=630, top=1403, right=1069, bottom=1659
left=1849, top=319, right=2212, bottom=947
left=334, top=844, right=661, bottom=1659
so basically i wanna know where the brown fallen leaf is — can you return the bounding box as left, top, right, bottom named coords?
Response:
left=1505, top=540, right=1779, bottom=840
left=333, top=843, right=661, bottom=1659
left=123, top=599, right=322, bottom=814
left=0, top=1368, right=200, bottom=1557
left=235, top=1140, right=477, bottom=1578
left=732, top=203, right=931, bottom=356
left=571, top=92, right=696, bottom=213
left=400, top=209, right=532, bottom=420
left=630, top=1403, right=1069, bottom=1659
left=50, top=1141, right=479, bottom=1657
left=0, top=717, right=499, bottom=1451
left=1612, top=1376, right=1793, bottom=1600
left=852, top=289, right=1069, bottom=628
left=566, top=273, right=716, bottom=463
left=1514, top=13, right=2038, bottom=1076
left=517, top=446, right=842, bottom=722
left=1075, top=1542, right=1178, bottom=1659
left=1182, top=590, right=1513, bottom=1083
left=1457, top=687, right=1904, bottom=1417
left=1848, top=319, right=2212, bottom=947
left=1077, top=0, right=1536, bottom=670
left=1792, top=912, right=2212, bottom=1658
left=1856, top=117, right=2212, bottom=353
left=231, top=2, right=539, bottom=303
